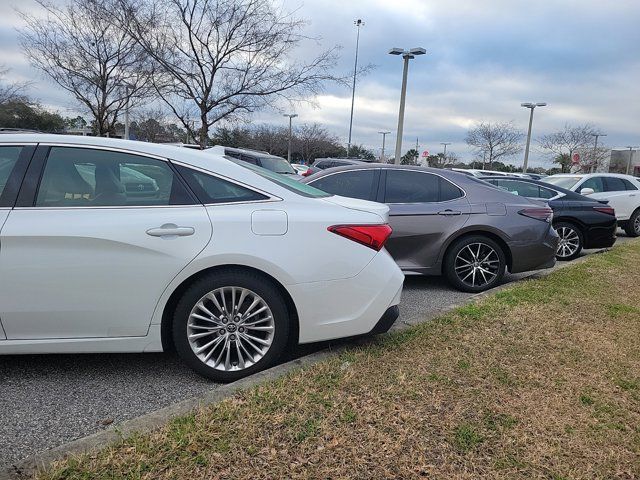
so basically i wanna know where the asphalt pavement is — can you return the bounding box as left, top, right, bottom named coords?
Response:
left=0, top=233, right=633, bottom=469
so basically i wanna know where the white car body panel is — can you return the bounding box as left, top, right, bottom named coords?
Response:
left=0, top=134, right=403, bottom=355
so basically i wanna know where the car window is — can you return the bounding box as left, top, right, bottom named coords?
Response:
left=384, top=170, right=463, bottom=203
left=604, top=177, right=627, bottom=192
left=237, top=161, right=330, bottom=198
left=310, top=170, right=375, bottom=200
left=538, top=186, right=557, bottom=199
left=176, top=166, right=268, bottom=204
left=579, top=177, right=604, bottom=193
left=544, top=176, right=582, bottom=189
left=622, top=178, right=639, bottom=191
left=239, top=154, right=258, bottom=165
left=258, top=156, right=296, bottom=174
left=35, top=147, right=193, bottom=207
left=496, top=180, right=544, bottom=198
left=0, top=146, right=23, bottom=199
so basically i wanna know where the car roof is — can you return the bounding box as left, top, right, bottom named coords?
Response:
left=213, top=145, right=285, bottom=160
left=304, top=162, right=482, bottom=183
left=549, top=172, right=637, bottom=179
left=0, top=133, right=303, bottom=200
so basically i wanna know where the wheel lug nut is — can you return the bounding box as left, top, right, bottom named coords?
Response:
left=219, top=329, right=225, bottom=335
left=229, top=334, right=236, bottom=341
left=239, top=327, right=244, bottom=333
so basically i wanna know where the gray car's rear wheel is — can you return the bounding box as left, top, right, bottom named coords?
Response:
left=173, top=270, right=290, bottom=382
left=554, top=221, right=583, bottom=260
left=444, top=235, right=506, bottom=293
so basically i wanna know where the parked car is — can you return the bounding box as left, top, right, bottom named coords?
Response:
left=451, top=168, right=531, bottom=178
left=0, top=135, right=403, bottom=381
left=544, top=173, right=640, bottom=237
left=479, top=176, right=617, bottom=260
left=307, top=157, right=378, bottom=175
left=304, top=165, right=559, bottom=292
left=209, top=146, right=303, bottom=179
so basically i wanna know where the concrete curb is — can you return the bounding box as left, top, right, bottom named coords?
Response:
left=0, top=243, right=629, bottom=479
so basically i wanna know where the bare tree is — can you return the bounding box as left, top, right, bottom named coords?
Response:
left=296, top=123, right=342, bottom=162
left=0, top=66, right=30, bottom=104
left=465, top=121, right=523, bottom=168
left=18, top=0, right=153, bottom=136
left=131, top=108, right=187, bottom=143
left=116, top=0, right=340, bottom=148
left=539, top=124, right=599, bottom=173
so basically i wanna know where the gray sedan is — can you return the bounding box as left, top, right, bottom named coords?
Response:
left=304, top=164, right=559, bottom=292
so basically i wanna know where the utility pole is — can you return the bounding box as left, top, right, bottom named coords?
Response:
left=625, top=146, right=638, bottom=175
left=283, top=114, right=298, bottom=163
left=389, top=47, right=426, bottom=164
left=441, top=142, right=451, bottom=165
left=590, top=133, right=606, bottom=173
left=521, top=102, right=547, bottom=172
left=378, top=131, right=391, bottom=162
left=347, top=19, right=364, bottom=155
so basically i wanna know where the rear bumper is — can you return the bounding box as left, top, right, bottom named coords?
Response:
left=509, top=225, right=559, bottom=273
left=584, top=222, right=617, bottom=249
left=369, top=305, right=400, bottom=335
left=287, top=249, right=404, bottom=344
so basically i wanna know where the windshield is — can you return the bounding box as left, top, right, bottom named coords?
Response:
left=237, top=161, right=330, bottom=198
left=544, top=176, right=581, bottom=189
left=259, top=157, right=297, bottom=174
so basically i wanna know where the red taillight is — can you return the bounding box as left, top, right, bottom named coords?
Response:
left=518, top=207, right=553, bottom=223
left=328, top=224, right=393, bottom=251
left=593, top=206, right=615, bottom=216
left=302, top=169, right=312, bottom=177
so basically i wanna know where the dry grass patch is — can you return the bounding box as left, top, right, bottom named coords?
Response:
left=40, top=241, right=640, bottom=480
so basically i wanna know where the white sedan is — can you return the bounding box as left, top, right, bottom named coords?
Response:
left=0, top=135, right=403, bottom=381
left=545, top=173, right=640, bottom=237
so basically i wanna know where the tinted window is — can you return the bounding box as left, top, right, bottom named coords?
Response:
left=604, top=177, right=627, bottom=192
left=385, top=170, right=452, bottom=203
left=177, top=166, right=268, bottom=204
left=258, top=156, right=296, bottom=174
left=538, top=186, right=557, bottom=199
left=384, top=170, right=464, bottom=203
left=580, top=177, right=604, bottom=193
left=236, top=162, right=329, bottom=198
left=0, top=146, right=22, bottom=199
left=36, top=147, right=193, bottom=207
left=622, top=178, right=639, bottom=191
left=496, top=180, right=545, bottom=198
left=315, top=161, right=330, bottom=169
left=310, top=170, right=375, bottom=200
left=239, top=154, right=258, bottom=165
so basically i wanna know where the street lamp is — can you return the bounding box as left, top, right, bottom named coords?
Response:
left=378, top=131, right=391, bottom=162
left=116, top=82, right=133, bottom=140
left=389, top=47, right=426, bottom=164
left=521, top=102, right=547, bottom=172
left=590, top=133, right=607, bottom=173
left=347, top=19, right=364, bottom=155
left=625, top=146, right=639, bottom=175
left=283, top=114, right=298, bottom=163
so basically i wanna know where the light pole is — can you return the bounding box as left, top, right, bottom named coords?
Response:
left=440, top=142, right=451, bottom=164
left=378, top=131, right=391, bottom=162
left=521, top=102, right=546, bottom=172
left=116, top=82, right=133, bottom=140
left=347, top=19, right=364, bottom=155
left=389, top=47, right=426, bottom=164
left=625, top=146, right=638, bottom=175
left=283, top=114, right=298, bottom=163
left=590, top=133, right=607, bottom=172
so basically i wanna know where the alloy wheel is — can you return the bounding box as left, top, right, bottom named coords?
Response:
left=556, top=226, right=581, bottom=259
left=634, top=215, right=640, bottom=235
left=187, top=286, right=275, bottom=372
left=454, top=242, right=501, bottom=288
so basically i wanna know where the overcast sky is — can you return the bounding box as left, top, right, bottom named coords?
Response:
left=1, top=0, right=639, bottom=166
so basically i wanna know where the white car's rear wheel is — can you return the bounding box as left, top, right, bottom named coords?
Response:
left=173, top=270, right=290, bottom=382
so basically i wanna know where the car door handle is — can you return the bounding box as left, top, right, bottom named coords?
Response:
left=146, top=224, right=195, bottom=237
left=438, top=210, right=462, bottom=216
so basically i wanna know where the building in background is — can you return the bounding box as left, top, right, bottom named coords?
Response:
left=609, top=149, right=639, bottom=176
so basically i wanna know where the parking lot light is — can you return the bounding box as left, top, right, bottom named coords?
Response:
left=521, top=102, right=546, bottom=172
left=390, top=47, right=426, bottom=164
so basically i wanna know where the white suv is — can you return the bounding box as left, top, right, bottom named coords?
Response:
left=545, top=173, right=640, bottom=237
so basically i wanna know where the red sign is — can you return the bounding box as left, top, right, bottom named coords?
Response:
left=422, top=150, right=429, bottom=157
left=572, top=153, right=580, bottom=165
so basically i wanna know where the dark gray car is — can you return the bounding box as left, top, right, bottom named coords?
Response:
left=304, top=164, right=559, bottom=292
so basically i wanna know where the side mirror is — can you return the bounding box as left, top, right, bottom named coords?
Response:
left=580, top=187, right=595, bottom=196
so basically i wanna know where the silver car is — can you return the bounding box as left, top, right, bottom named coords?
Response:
left=304, top=164, right=559, bottom=292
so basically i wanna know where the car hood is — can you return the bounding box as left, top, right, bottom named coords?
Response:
left=322, top=195, right=390, bottom=222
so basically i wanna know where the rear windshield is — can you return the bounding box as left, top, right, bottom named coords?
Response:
left=544, top=176, right=581, bottom=189
left=235, top=161, right=330, bottom=198
left=259, top=156, right=297, bottom=174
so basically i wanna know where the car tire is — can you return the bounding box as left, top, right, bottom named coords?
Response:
left=624, top=209, right=640, bottom=238
left=172, top=269, right=290, bottom=382
left=554, top=221, right=584, bottom=261
left=444, top=235, right=507, bottom=293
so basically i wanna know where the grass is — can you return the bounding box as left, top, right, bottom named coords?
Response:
left=38, top=240, right=640, bottom=480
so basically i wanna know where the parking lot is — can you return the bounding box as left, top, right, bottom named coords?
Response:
left=0, top=233, right=632, bottom=470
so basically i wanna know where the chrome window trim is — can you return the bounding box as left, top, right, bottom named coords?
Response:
left=0, top=142, right=38, bottom=146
